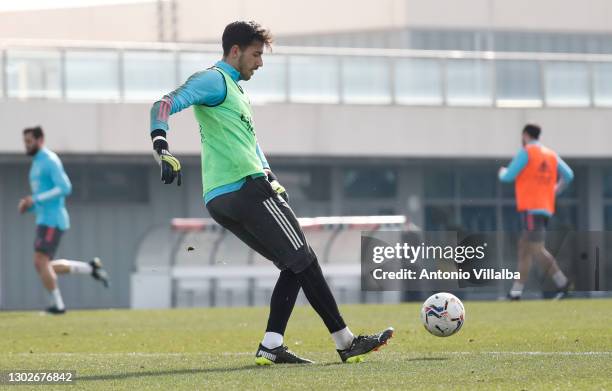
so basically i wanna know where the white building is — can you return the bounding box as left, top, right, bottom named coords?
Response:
left=0, top=0, right=610, bottom=309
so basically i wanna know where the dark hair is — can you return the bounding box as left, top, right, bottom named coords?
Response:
left=522, top=123, right=541, bottom=140
left=222, top=21, right=272, bottom=56
left=23, top=126, right=44, bottom=139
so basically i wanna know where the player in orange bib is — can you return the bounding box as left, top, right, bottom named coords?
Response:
left=499, top=124, right=574, bottom=300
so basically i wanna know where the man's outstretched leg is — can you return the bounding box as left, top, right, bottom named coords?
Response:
left=207, top=177, right=394, bottom=364
left=295, top=258, right=394, bottom=363
left=50, top=257, right=110, bottom=288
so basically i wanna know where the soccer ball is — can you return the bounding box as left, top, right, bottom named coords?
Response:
left=420, top=292, right=465, bottom=337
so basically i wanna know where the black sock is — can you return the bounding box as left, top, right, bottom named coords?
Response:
left=265, top=269, right=301, bottom=335
left=296, top=260, right=347, bottom=333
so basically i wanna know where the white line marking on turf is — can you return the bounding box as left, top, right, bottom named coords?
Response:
left=7, top=351, right=612, bottom=357
left=9, top=352, right=253, bottom=357
left=478, top=351, right=612, bottom=356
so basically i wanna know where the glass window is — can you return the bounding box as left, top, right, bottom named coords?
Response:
left=603, top=169, right=612, bottom=198
left=272, top=167, right=331, bottom=201
left=545, top=62, right=590, bottom=106
left=605, top=205, right=612, bottom=231
left=178, top=52, right=220, bottom=81
left=65, top=50, right=120, bottom=100
left=501, top=182, right=515, bottom=199
left=66, top=164, right=149, bottom=203
left=495, top=60, right=542, bottom=107
left=245, top=55, right=287, bottom=104
left=425, top=205, right=457, bottom=231
left=502, top=206, right=522, bottom=232
left=395, top=58, right=442, bottom=105
left=341, top=57, right=391, bottom=104
left=446, top=59, right=492, bottom=106
left=123, top=51, right=176, bottom=101
left=550, top=205, right=578, bottom=230
left=557, top=176, right=578, bottom=200
left=461, top=206, right=497, bottom=231
left=289, top=55, right=339, bottom=103
left=6, top=50, right=61, bottom=99
left=424, top=169, right=455, bottom=199
left=458, top=168, right=497, bottom=199
left=0, top=52, right=3, bottom=98
left=593, top=63, right=612, bottom=107
left=343, top=167, right=397, bottom=199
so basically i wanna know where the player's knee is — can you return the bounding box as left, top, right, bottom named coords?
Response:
left=287, top=246, right=318, bottom=274
left=33, top=253, right=49, bottom=270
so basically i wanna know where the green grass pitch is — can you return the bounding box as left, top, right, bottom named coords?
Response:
left=0, top=299, right=611, bottom=390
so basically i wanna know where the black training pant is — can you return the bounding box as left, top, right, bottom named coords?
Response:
left=206, top=176, right=346, bottom=334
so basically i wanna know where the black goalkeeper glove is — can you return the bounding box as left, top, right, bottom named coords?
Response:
left=267, top=170, right=289, bottom=202
left=152, top=130, right=182, bottom=186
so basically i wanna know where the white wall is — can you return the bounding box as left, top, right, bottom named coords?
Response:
left=1, top=0, right=612, bottom=42
left=1, top=100, right=611, bottom=158
left=404, top=0, right=612, bottom=32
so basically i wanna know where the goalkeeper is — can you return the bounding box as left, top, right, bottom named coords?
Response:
left=149, top=21, right=392, bottom=365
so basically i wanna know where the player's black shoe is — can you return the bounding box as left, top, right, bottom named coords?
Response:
left=45, top=306, right=66, bottom=315
left=255, top=344, right=314, bottom=365
left=337, top=327, right=394, bottom=363
left=90, top=257, right=110, bottom=288
left=552, top=281, right=571, bottom=301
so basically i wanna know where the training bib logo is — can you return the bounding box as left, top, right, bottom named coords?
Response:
left=240, top=113, right=255, bottom=136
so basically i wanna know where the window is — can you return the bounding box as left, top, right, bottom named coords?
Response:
left=603, top=169, right=612, bottom=198
left=551, top=205, right=578, bottom=230
left=343, top=167, right=397, bottom=199
left=461, top=206, right=497, bottom=231
left=502, top=206, right=521, bottom=232
left=545, top=62, right=590, bottom=107
left=395, top=58, right=442, bottom=105
left=273, top=167, right=331, bottom=202
left=178, top=52, right=219, bottom=81
left=7, top=50, right=61, bottom=99
left=424, top=167, right=499, bottom=231
left=446, top=60, right=492, bottom=106
left=342, top=57, right=391, bottom=104
left=289, top=56, right=339, bottom=103
left=245, top=55, right=287, bottom=104
left=594, top=63, right=612, bottom=106
left=65, top=164, right=149, bottom=203
left=605, top=206, right=612, bottom=231
left=424, top=169, right=454, bottom=199
left=123, top=51, right=176, bottom=101
left=425, top=205, right=456, bottom=231
left=424, top=165, right=553, bottom=232
left=459, top=168, right=497, bottom=199
left=603, top=169, right=612, bottom=230
left=65, top=51, right=120, bottom=100
left=496, top=61, right=542, bottom=106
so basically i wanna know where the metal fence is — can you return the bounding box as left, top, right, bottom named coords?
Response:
left=2, top=38, right=612, bottom=107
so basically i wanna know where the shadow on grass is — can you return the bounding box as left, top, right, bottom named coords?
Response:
left=77, top=366, right=262, bottom=381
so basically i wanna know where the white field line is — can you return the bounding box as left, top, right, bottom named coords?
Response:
left=4, top=351, right=612, bottom=357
